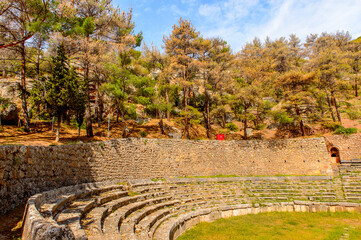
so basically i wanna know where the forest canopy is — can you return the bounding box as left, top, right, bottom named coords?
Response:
left=1, top=0, right=361, bottom=140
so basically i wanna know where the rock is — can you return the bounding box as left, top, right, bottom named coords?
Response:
left=1, top=104, right=19, bottom=125
left=168, top=132, right=182, bottom=139
left=267, top=123, right=279, bottom=130
left=169, top=126, right=181, bottom=133
left=135, top=107, right=146, bottom=119
left=225, top=113, right=233, bottom=123
left=168, top=126, right=182, bottom=139
left=246, top=128, right=254, bottom=137
left=135, top=117, right=151, bottom=124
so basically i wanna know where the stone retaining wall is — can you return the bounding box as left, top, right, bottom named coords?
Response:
left=0, top=137, right=336, bottom=215
left=325, top=134, right=361, bottom=161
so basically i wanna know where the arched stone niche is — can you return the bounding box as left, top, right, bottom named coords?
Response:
left=330, top=147, right=341, bottom=164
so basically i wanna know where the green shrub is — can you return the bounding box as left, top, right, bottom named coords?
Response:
left=334, top=126, right=358, bottom=135
left=254, top=124, right=266, bottom=130
left=0, top=97, right=11, bottom=110
left=16, top=127, right=26, bottom=132
left=226, top=122, right=239, bottom=132
left=346, top=109, right=361, bottom=120
left=140, top=131, right=147, bottom=138
left=322, top=121, right=342, bottom=131
left=272, top=111, right=293, bottom=124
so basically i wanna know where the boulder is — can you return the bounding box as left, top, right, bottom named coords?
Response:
left=246, top=128, right=254, bottom=137
left=1, top=104, right=19, bottom=125
left=225, top=113, right=234, bottom=123
left=168, top=126, right=182, bottom=139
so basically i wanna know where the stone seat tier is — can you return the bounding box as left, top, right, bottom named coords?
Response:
left=119, top=200, right=180, bottom=240
left=54, top=189, right=129, bottom=237
left=132, top=194, right=251, bottom=240
left=23, top=175, right=360, bottom=240
left=101, top=193, right=169, bottom=234
left=81, top=190, right=130, bottom=236
left=39, top=185, right=125, bottom=218
left=101, top=195, right=170, bottom=239
left=55, top=198, right=96, bottom=240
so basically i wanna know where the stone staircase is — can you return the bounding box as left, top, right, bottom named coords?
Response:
left=339, top=161, right=361, bottom=202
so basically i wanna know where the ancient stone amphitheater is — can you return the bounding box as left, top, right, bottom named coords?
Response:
left=22, top=170, right=361, bottom=240
left=1, top=134, right=361, bottom=239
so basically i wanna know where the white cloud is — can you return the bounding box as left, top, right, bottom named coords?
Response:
left=196, top=0, right=361, bottom=52
left=198, top=4, right=221, bottom=18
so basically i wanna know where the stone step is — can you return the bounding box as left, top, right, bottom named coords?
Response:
left=119, top=199, right=178, bottom=240
left=102, top=193, right=168, bottom=236
left=40, top=185, right=125, bottom=218
left=81, top=191, right=129, bottom=236
left=136, top=208, right=171, bottom=240
left=55, top=199, right=97, bottom=240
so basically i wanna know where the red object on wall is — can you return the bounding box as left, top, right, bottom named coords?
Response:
left=216, top=134, right=225, bottom=140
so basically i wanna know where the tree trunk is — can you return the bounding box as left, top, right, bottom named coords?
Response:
left=95, top=78, right=103, bottom=127
left=243, top=106, right=248, bottom=139
left=255, top=104, right=260, bottom=127
left=99, top=97, right=104, bottom=126
left=295, top=105, right=305, bottom=136
left=20, top=42, right=30, bottom=132
left=122, top=111, right=127, bottom=138
left=331, top=91, right=342, bottom=125
left=320, top=97, right=324, bottom=117
left=326, top=92, right=336, bottom=122
left=204, top=90, right=211, bottom=139
left=355, top=72, right=358, bottom=97
left=183, top=86, right=189, bottom=139
left=222, top=113, right=226, bottom=128
left=85, top=105, right=93, bottom=137
left=165, top=89, right=170, bottom=122
left=84, top=64, right=93, bottom=137
left=159, top=111, right=165, bottom=135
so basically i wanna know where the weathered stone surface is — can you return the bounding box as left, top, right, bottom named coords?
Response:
left=325, top=134, right=361, bottom=161
left=1, top=103, right=19, bottom=125
left=1, top=135, right=360, bottom=216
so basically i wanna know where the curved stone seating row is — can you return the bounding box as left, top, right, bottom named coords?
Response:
left=22, top=181, right=125, bottom=240
left=22, top=176, right=360, bottom=240
left=155, top=201, right=361, bottom=240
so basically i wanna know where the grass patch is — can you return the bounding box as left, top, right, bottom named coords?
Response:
left=177, top=174, right=326, bottom=179
left=178, top=212, right=361, bottom=240
left=128, top=191, right=140, bottom=197
left=151, top=178, right=166, bottom=182
left=177, top=174, right=239, bottom=179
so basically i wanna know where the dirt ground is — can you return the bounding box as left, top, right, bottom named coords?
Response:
left=0, top=205, right=24, bottom=240
left=0, top=118, right=247, bottom=146
left=1, top=116, right=360, bottom=146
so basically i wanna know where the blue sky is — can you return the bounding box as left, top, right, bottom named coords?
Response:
left=114, top=0, right=361, bottom=52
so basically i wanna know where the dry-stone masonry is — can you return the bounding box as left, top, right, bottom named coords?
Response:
left=0, top=137, right=337, bottom=215
left=325, top=134, right=361, bottom=161
left=0, top=134, right=360, bottom=239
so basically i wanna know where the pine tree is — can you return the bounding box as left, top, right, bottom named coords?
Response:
left=0, top=0, right=51, bottom=131
left=46, top=43, right=83, bottom=128
left=163, top=18, right=200, bottom=139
